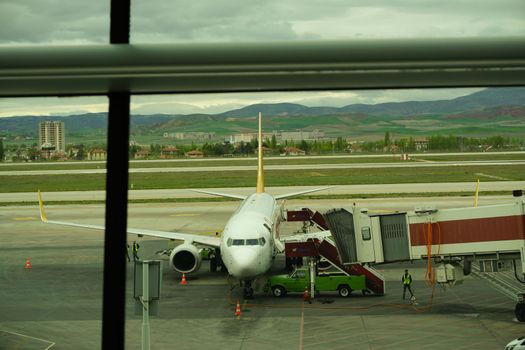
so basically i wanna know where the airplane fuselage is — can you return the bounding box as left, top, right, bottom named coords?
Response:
left=220, top=193, right=277, bottom=281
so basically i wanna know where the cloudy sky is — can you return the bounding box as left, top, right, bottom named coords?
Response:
left=0, top=0, right=523, bottom=117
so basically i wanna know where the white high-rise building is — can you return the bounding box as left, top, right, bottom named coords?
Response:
left=39, top=121, right=65, bottom=152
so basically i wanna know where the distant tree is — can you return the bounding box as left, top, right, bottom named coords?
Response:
left=299, top=140, right=309, bottom=152
left=76, top=144, right=85, bottom=160
left=250, top=137, right=258, bottom=150
left=243, top=141, right=253, bottom=155
left=27, top=146, right=41, bottom=161
left=149, top=144, right=161, bottom=156
left=270, top=134, right=277, bottom=149
left=384, top=132, right=391, bottom=146
left=0, top=138, right=4, bottom=162
left=334, top=137, right=346, bottom=152
left=129, top=144, right=141, bottom=158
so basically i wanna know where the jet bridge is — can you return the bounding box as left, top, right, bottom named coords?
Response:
left=319, top=195, right=525, bottom=271
left=284, top=192, right=525, bottom=320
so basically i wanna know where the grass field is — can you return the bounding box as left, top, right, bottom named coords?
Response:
left=1, top=153, right=524, bottom=171
left=1, top=164, right=523, bottom=193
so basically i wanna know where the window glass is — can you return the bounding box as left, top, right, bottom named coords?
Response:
left=362, top=227, right=371, bottom=241
left=0, top=1, right=109, bottom=46
left=246, top=238, right=259, bottom=245
left=131, top=0, right=525, bottom=43
left=123, top=86, right=524, bottom=349
left=0, top=96, right=107, bottom=348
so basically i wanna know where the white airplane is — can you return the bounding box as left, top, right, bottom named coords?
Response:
left=38, top=113, right=332, bottom=298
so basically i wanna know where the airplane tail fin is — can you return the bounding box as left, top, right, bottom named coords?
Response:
left=256, top=112, right=264, bottom=194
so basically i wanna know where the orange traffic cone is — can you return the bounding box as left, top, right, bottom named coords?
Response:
left=25, top=259, right=32, bottom=270
left=180, top=273, right=187, bottom=285
left=234, top=299, right=241, bottom=317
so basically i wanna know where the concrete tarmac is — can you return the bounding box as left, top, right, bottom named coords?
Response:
left=0, top=199, right=523, bottom=349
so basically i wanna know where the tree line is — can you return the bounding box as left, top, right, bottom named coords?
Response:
left=1, top=134, right=524, bottom=161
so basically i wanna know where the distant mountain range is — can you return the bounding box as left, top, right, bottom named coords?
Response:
left=1, top=87, right=524, bottom=139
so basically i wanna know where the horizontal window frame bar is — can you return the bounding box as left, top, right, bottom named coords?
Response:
left=0, top=37, right=524, bottom=96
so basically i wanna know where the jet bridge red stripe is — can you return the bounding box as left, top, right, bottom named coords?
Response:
left=409, top=215, right=525, bottom=246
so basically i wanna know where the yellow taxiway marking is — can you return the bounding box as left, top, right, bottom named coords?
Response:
left=169, top=213, right=200, bottom=217
left=14, top=217, right=37, bottom=221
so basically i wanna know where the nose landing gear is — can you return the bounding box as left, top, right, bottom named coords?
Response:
left=242, top=280, right=254, bottom=299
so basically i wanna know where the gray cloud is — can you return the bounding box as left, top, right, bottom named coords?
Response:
left=0, top=89, right=484, bottom=117
left=0, top=1, right=108, bottom=44
left=0, top=1, right=520, bottom=116
left=1, top=0, right=523, bottom=45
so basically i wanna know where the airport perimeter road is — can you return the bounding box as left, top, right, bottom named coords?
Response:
left=0, top=202, right=523, bottom=349
left=2, top=181, right=525, bottom=202
left=2, top=159, right=525, bottom=175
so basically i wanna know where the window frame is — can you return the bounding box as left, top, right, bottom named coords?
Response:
left=0, top=5, right=523, bottom=349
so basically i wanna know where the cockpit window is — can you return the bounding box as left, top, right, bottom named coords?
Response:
left=246, top=239, right=259, bottom=246
left=229, top=238, right=266, bottom=246
left=232, top=239, right=245, bottom=246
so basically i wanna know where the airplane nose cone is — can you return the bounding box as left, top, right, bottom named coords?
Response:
left=229, top=250, right=258, bottom=279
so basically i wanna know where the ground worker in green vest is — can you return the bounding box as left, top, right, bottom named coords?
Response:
left=132, top=241, right=140, bottom=261
left=402, top=269, right=414, bottom=300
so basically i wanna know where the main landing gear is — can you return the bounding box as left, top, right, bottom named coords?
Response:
left=242, top=280, right=254, bottom=299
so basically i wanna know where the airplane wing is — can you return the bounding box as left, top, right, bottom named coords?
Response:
left=188, top=189, right=247, bottom=200
left=37, top=191, right=221, bottom=247
left=274, top=186, right=334, bottom=200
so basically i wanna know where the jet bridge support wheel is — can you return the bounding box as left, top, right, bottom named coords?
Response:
left=516, top=302, right=525, bottom=322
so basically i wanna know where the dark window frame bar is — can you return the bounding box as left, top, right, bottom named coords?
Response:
left=103, top=1, right=130, bottom=350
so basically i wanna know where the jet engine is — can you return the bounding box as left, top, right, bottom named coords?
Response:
left=169, top=244, right=202, bottom=273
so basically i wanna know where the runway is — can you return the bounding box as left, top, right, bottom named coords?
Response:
left=2, top=160, right=525, bottom=176
left=0, top=198, right=523, bottom=349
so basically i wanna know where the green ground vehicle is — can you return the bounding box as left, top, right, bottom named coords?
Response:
left=264, top=268, right=366, bottom=297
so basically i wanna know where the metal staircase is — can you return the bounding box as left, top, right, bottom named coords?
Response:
left=316, top=238, right=385, bottom=295
left=471, top=262, right=523, bottom=301
left=286, top=208, right=329, bottom=230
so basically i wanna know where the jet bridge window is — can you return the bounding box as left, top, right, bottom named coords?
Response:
left=232, top=239, right=245, bottom=246
left=362, top=227, right=371, bottom=241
